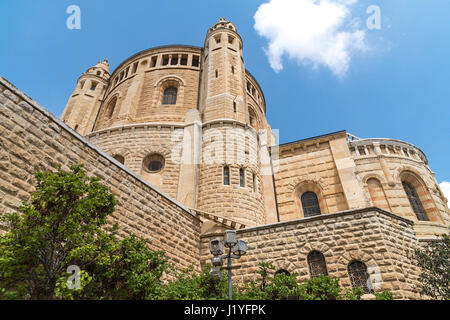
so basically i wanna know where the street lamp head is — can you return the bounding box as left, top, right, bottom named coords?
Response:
left=232, top=240, right=247, bottom=257
left=212, top=256, right=224, bottom=267
left=210, top=266, right=222, bottom=282
left=210, top=238, right=224, bottom=256
left=224, top=230, right=237, bottom=248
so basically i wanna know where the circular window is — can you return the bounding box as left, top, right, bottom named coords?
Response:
left=143, top=154, right=165, bottom=173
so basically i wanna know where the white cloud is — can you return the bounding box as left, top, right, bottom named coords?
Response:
left=254, top=0, right=367, bottom=77
left=439, top=181, right=450, bottom=205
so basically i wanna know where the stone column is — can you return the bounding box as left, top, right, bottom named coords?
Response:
left=373, top=142, right=395, bottom=187
left=329, top=136, right=369, bottom=209
left=176, top=110, right=202, bottom=207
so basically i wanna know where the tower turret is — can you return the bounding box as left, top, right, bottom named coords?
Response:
left=199, top=18, right=247, bottom=123
left=197, top=18, right=266, bottom=227
left=61, top=59, right=110, bottom=135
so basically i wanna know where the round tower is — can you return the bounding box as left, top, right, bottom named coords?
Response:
left=197, top=18, right=266, bottom=226
left=61, top=59, right=110, bottom=135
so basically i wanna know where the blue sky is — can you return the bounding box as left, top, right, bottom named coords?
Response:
left=0, top=0, right=449, bottom=189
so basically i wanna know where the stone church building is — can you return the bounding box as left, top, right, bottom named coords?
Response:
left=0, top=18, right=448, bottom=299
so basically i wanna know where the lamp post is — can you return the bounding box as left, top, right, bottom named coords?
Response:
left=209, top=230, right=247, bottom=300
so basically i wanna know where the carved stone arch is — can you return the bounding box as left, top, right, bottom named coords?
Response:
left=154, top=74, right=186, bottom=88
left=270, top=259, right=298, bottom=276
left=362, top=173, right=387, bottom=185
left=288, top=175, right=326, bottom=193
left=97, top=93, right=122, bottom=128
left=394, top=165, right=424, bottom=185
left=337, top=251, right=377, bottom=272
left=105, top=146, right=132, bottom=166
left=247, top=103, right=263, bottom=130
left=290, top=176, right=329, bottom=217
left=139, top=146, right=172, bottom=160
left=299, top=241, right=331, bottom=257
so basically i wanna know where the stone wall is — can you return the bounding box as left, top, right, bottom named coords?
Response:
left=93, top=46, right=202, bottom=131
left=350, top=139, right=450, bottom=238
left=0, top=76, right=202, bottom=273
left=87, top=124, right=185, bottom=199
left=274, top=133, right=355, bottom=222
left=200, top=207, right=422, bottom=299
left=197, top=122, right=266, bottom=227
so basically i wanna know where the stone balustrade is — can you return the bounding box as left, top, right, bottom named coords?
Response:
left=348, top=138, right=428, bottom=164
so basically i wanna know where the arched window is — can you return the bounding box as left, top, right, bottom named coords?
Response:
left=239, top=168, right=245, bottom=187
left=223, top=166, right=230, bottom=185
left=402, top=181, right=427, bottom=221
left=301, top=192, right=321, bottom=217
left=113, top=155, right=125, bottom=165
left=307, top=251, right=328, bottom=278
left=106, top=97, right=117, bottom=118
left=348, top=261, right=372, bottom=294
left=162, top=87, right=177, bottom=105
left=274, top=269, right=290, bottom=277
left=248, top=107, right=258, bottom=129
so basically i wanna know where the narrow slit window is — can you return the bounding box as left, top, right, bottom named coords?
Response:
left=162, top=55, right=169, bottom=66
left=180, top=54, right=188, bottom=65
left=151, top=56, right=158, bottom=67
left=132, top=62, right=138, bottom=74
left=90, top=81, right=98, bottom=91
left=239, top=168, right=245, bottom=187
left=171, top=54, right=179, bottom=65
left=223, top=166, right=230, bottom=185
left=192, top=55, right=199, bottom=67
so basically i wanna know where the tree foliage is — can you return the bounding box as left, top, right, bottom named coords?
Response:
left=415, top=233, right=450, bottom=300
left=0, top=165, right=168, bottom=300
left=160, top=265, right=229, bottom=300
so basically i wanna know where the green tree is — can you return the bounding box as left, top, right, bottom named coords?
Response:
left=160, top=265, right=229, bottom=300
left=0, top=165, right=169, bottom=300
left=298, top=275, right=343, bottom=300
left=235, top=262, right=301, bottom=300
left=415, top=233, right=450, bottom=300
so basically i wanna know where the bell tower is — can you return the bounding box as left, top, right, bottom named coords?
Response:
left=61, top=59, right=110, bottom=135
left=197, top=18, right=266, bottom=227
left=199, top=18, right=248, bottom=123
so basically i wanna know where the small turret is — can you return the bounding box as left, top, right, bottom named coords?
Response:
left=61, top=59, right=110, bottom=135
left=199, top=17, right=246, bottom=123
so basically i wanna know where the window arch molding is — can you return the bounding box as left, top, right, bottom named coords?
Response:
left=98, top=93, right=121, bottom=128
left=292, top=178, right=328, bottom=218
left=247, top=104, right=262, bottom=130
left=270, top=259, right=297, bottom=277
left=153, top=75, right=185, bottom=107
left=399, top=170, right=441, bottom=222
left=364, top=176, right=392, bottom=211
